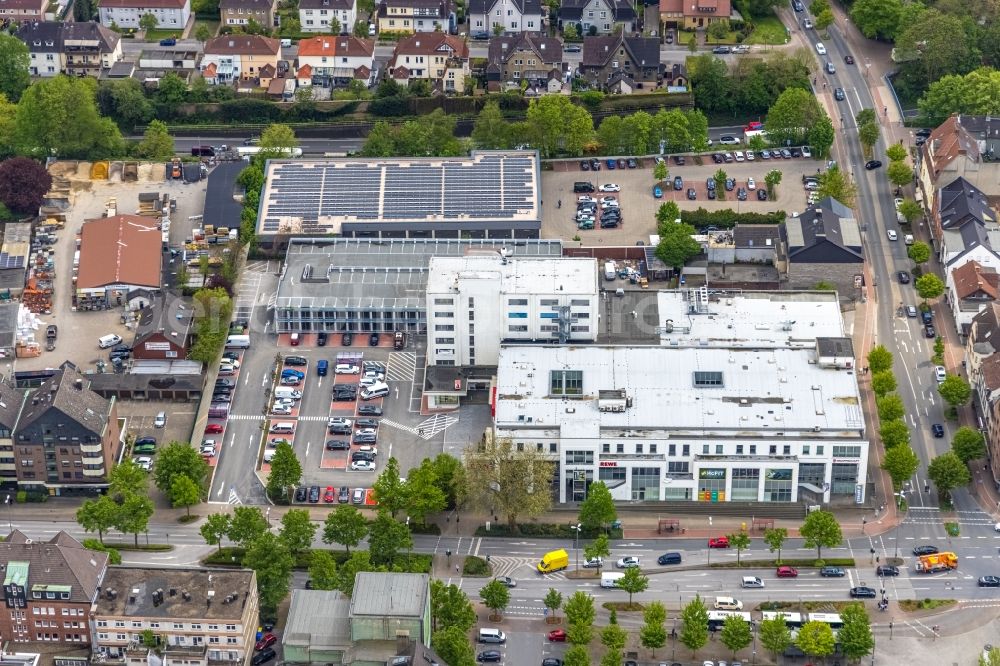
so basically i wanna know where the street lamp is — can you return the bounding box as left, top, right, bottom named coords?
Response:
left=571, top=523, right=582, bottom=570
left=3, top=494, right=10, bottom=535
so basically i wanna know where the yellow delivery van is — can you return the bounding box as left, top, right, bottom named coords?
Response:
left=537, top=548, right=570, bottom=573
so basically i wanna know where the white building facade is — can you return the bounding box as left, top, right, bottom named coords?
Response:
left=97, top=0, right=191, bottom=29
left=425, top=254, right=599, bottom=366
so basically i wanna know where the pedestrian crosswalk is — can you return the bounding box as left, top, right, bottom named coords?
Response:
left=380, top=418, right=418, bottom=435
left=386, top=352, right=417, bottom=382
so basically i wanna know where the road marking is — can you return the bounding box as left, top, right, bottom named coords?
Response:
left=216, top=482, right=225, bottom=498
left=305, top=441, right=310, bottom=457
left=227, top=488, right=242, bottom=505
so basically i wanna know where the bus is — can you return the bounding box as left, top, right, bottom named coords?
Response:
left=762, top=611, right=804, bottom=629
left=707, top=611, right=752, bottom=631
left=807, top=612, right=844, bottom=630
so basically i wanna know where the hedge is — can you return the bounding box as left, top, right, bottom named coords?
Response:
left=203, top=547, right=433, bottom=573
left=680, top=208, right=787, bottom=228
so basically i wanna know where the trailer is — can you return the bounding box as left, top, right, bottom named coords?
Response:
left=915, top=552, right=957, bottom=573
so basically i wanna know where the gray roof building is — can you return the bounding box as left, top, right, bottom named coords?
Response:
left=96, top=567, right=256, bottom=620
left=939, top=176, right=997, bottom=231
left=350, top=572, right=428, bottom=620
left=733, top=224, right=780, bottom=251
left=780, top=197, right=863, bottom=263
left=2, top=530, right=108, bottom=604
left=17, top=364, right=113, bottom=437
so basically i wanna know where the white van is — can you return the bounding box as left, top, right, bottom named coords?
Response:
left=361, top=382, right=389, bottom=400
left=601, top=572, right=625, bottom=588
left=274, top=387, right=303, bottom=400
left=225, top=334, right=250, bottom=349
left=741, top=576, right=764, bottom=588
left=714, top=596, right=744, bottom=610
left=280, top=38, right=292, bottom=47
left=98, top=334, right=122, bottom=349
left=478, top=628, right=506, bottom=644
left=270, top=422, right=295, bottom=434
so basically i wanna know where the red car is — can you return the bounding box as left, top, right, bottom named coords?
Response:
left=776, top=565, right=798, bottom=578
left=547, top=629, right=567, bottom=642
left=708, top=536, right=730, bottom=549
left=205, top=424, right=224, bottom=434
left=323, top=486, right=335, bottom=503
left=254, top=633, right=276, bottom=651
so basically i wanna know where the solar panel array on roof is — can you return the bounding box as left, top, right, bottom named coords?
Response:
left=259, top=152, right=538, bottom=234
left=0, top=253, right=25, bottom=270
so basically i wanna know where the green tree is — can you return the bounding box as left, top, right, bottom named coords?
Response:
left=808, top=114, right=836, bottom=159
left=579, top=481, right=616, bottom=531
left=564, top=591, right=596, bottom=645
left=654, top=160, right=668, bottom=183
left=136, top=119, right=175, bottom=160
left=871, top=370, right=898, bottom=397
left=308, top=550, right=339, bottom=590
left=838, top=603, right=875, bottom=661
left=372, top=456, right=407, bottom=517
left=600, top=622, right=628, bottom=664
left=0, top=35, right=29, bottom=103
left=765, top=88, right=826, bottom=147
left=727, top=531, right=750, bottom=566
left=228, top=506, right=268, bottom=548
left=817, top=165, right=857, bottom=208
left=814, top=7, right=834, bottom=29
left=479, top=579, right=511, bottom=620
left=429, top=453, right=465, bottom=509
left=279, top=508, right=317, bottom=556
left=152, top=441, right=209, bottom=494
left=858, top=121, right=880, bottom=158
left=405, top=458, right=447, bottom=524
left=169, top=475, right=201, bottom=518
left=583, top=533, right=611, bottom=569
left=656, top=201, right=682, bottom=226
left=679, top=595, right=709, bottom=657
left=882, top=444, right=920, bottom=492
left=886, top=143, right=908, bottom=162
left=938, top=374, right=972, bottom=410
left=918, top=68, right=1000, bottom=125
left=155, top=73, right=188, bottom=108
left=655, top=220, right=702, bottom=270
left=952, top=426, right=987, bottom=463
left=544, top=588, right=563, bottom=622
left=259, top=123, right=298, bottom=157
left=618, top=566, right=649, bottom=606
left=689, top=54, right=732, bottom=113
left=850, top=0, right=902, bottom=40
left=322, top=505, right=368, bottom=553
left=720, top=614, right=753, bottom=657
left=113, top=493, right=154, bottom=546
left=879, top=419, right=911, bottom=449
left=907, top=241, right=931, bottom=265
left=335, top=550, right=372, bottom=596
left=796, top=620, right=836, bottom=660
left=266, top=442, right=302, bottom=502
left=764, top=169, right=782, bottom=196
left=927, top=451, right=972, bottom=495
left=887, top=160, right=913, bottom=188
left=896, top=9, right=977, bottom=91
left=76, top=495, right=119, bottom=544
left=915, top=273, right=945, bottom=302
left=639, top=600, right=667, bottom=655
left=525, top=95, right=595, bottom=158
left=139, top=12, right=158, bottom=33
left=367, top=510, right=412, bottom=566
left=868, top=345, right=893, bottom=374
left=898, top=198, right=923, bottom=223
left=200, top=512, right=231, bottom=552
left=800, top=510, right=843, bottom=560
left=194, top=23, right=213, bottom=43
left=243, top=532, right=295, bottom=613
left=463, top=436, right=554, bottom=532
left=759, top=613, right=792, bottom=660
left=431, top=626, right=476, bottom=666
left=430, top=579, right=476, bottom=632
left=109, top=459, right=148, bottom=497
left=763, top=527, right=788, bottom=563
left=471, top=101, right=510, bottom=149
left=563, top=646, right=591, bottom=666
left=877, top=393, right=905, bottom=422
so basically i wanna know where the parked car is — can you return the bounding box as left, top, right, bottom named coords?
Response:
left=252, top=649, right=276, bottom=665
left=308, top=486, right=321, bottom=503
left=153, top=412, right=166, bottom=428
left=369, top=333, right=380, bottom=346
left=687, top=188, right=697, bottom=200
left=342, top=331, right=354, bottom=346
left=338, top=486, right=350, bottom=503
left=673, top=176, right=683, bottom=190
left=599, top=183, right=620, bottom=192
left=326, top=440, right=350, bottom=450
left=358, top=405, right=383, bottom=416
left=294, top=487, right=307, bottom=502
left=323, top=486, right=336, bottom=503
left=757, top=189, right=768, bottom=201
left=284, top=356, right=308, bottom=366
left=317, top=331, right=328, bottom=346
left=708, top=536, right=730, bottom=548
left=547, top=629, right=567, bottom=642
left=351, top=460, right=376, bottom=471
left=653, top=185, right=662, bottom=198
left=205, top=423, right=224, bottom=434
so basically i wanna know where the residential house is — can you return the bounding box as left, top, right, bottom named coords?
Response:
left=91, top=567, right=259, bottom=666
left=12, top=363, right=120, bottom=491
left=17, top=21, right=122, bottom=78
left=559, top=0, right=634, bottom=35
left=659, top=0, right=733, bottom=30
left=0, top=0, right=47, bottom=23
left=98, top=0, right=191, bottom=29
left=732, top=224, right=779, bottom=263
left=0, top=531, right=107, bottom=646
left=468, top=0, right=542, bottom=35
left=296, top=64, right=313, bottom=85
left=947, top=259, right=1000, bottom=335
left=388, top=32, right=468, bottom=93
left=282, top=572, right=437, bottom=665
left=918, top=114, right=1000, bottom=218
left=934, top=176, right=1000, bottom=262
left=130, top=293, right=192, bottom=361
left=377, top=0, right=453, bottom=34
left=580, top=33, right=661, bottom=91
left=0, top=381, right=24, bottom=484
left=485, top=32, right=561, bottom=92
left=775, top=197, right=863, bottom=299
left=299, top=0, right=357, bottom=33
left=202, top=34, right=281, bottom=83
left=662, top=61, right=687, bottom=88
left=296, top=35, right=374, bottom=86
left=219, top=0, right=278, bottom=29
left=966, top=303, right=1000, bottom=482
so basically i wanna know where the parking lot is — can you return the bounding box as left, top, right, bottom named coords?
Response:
left=541, top=152, right=830, bottom=244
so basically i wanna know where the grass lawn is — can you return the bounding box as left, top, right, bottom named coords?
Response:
left=144, top=28, right=184, bottom=41
left=745, top=15, right=790, bottom=45
left=193, top=19, right=220, bottom=38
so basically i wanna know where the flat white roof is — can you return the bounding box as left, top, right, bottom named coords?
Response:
left=495, top=345, right=864, bottom=435
left=426, top=255, right=598, bottom=295
left=656, top=290, right=845, bottom=348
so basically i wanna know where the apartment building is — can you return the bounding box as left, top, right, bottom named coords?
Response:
left=377, top=0, right=452, bottom=34
left=17, top=21, right=122, bottom=78
left=388, top=32, right=468, bottom=92
left=91, top=567, right=258, bottom=666
left=299, top=0, right=357, bottom=33
left=0, top=0, right=47, bottom=22
left=98, top=0, right=191, bottom=29
left=219, top=0, right=278, bottom=28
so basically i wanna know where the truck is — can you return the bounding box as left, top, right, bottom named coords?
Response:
left=537, top=549, right=570, bottom=574
left=393, top=331, right=405, bottom=350
left=604, top=261, right=616, bottom=281
left=600, top=572, right=625, bottom=588
left=915, top=552, right=958, bottom=573
left=743, top=121, right=768, bottom=141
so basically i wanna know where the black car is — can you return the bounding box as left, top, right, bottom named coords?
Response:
left=865, top=160, right=883, bottom=170
left=285, top=356, right=307, bottom=366
left=657, top=552, right=682, bottom=565
left=223, top=351, right=240, bottom=362
left=932, top=423, right=945, bottom=438
left=252, top=649, right=276, bottom=666
left=617, top=159, right=626, bottom=169
left=915, top=128, right=933, bottom=138
left=876, top=565, right=900, bottom=577
left=736, top=187, right=747, bottom=201
left=329, top=425, right=352, bottom=435
left=333, top=386, right=357, bottom=396
left=352, top=451, right=376, bottom=462
left=369, top=333, right=380, bottom=347
left=326, top=440, right=350, bottom=450
left=979, top=575, right=1000, bottom=587
left=338, top=486, right=350, bottom=503
left=308, top=486, right=321, bottom=503
left=111, top=344, right=131, bottom=354
left=724, top=178, right=735, bottom=191
left=317, top=331, right=328, bottom=346
left=674, top=155, right=685, bottom=165
left=834, top=87, right=845, bottom=101
left=294, top=486, right=307, bottom=502
left=707, top=188, right=716, bottom=200
left=706, top=178, right=716, bottom=190
left=110, top=350, right=131, bottom=361
left=600, top=219, right=619, bottom=229
left=476, top=652, right=502, bottom=663
left=542, top=659, right=564, bottom=666
left=580, top=160, right=590, bottom=171
left=897, top=271, right=910, bottom=284
left=342, top=331, right=354, bottom=346
left=925, top=324, right=936, bottom=338
left=673, top=176, right=683, bottom=190
left=790, top=147, right=802, bottom=157
left=333, top=393, right=356, bottom=402
left=712, top=153, right=723, bottom=163
left=687, top=188, right=697, bottom=200
left=850, top=586, right=877, bottom=598
left=216, top=379, right=234, bottom=388
left=355, top=418, right=379, bottom=428
left=590, top=159, right=601, bottom=170
left=354, top=435, right=377, bottom=445
left=757, top=188, right=768, bottom=201
left=358, top=405, right=383, bottom=416
left=820, top=566, right=846, bottom=577
left=844, top=54, right=855, bottom=64
left=913, top=545, right=939, bottom=556
left=574, top=181, right=595, bottom=193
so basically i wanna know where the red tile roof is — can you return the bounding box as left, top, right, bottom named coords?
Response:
left=297, top=35, right=374, bottom=58
left=952, top=260, right=1000, bottom=301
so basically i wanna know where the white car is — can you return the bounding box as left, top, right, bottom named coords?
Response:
left=335, top=363, right=360, bottom=375
left=200, top=444, right=217, bottom=457
left=719, top=135, right=741, bottom=145
left=801, top=146, right=812, bottom=157
left=601, top=202, right=619, bottom=210
left=887, top=229, right=898, bottom=241
left=578, top=195, right=597, bottom=203
left=816, top=42, right=827, bottom=55
left=356, top=428, right=377, bottom=437
left=351, top=460, right=376, bottom=471
left=599, top=183, right=621, bottom=192
left=600, top=196, right=618, bottom=204
left=153, top=411, right=166, bottom=428
left=363, top=370, right=385, bottom=381
left=264, top=449, right=277, bottom=463
left=328, top=417, right=353, bottom=428
left=935, top=365, right=947, bottom=383
left=135, top=456, right=153, bottom=471
left=359, top=375, right=383, bottom=387
left=894, top=197, right=904, bottom=209
left=995, top=522, right=1000, bottom=532
left=734, top=151, right=745, bottom=162
left=616, top=556, right=640, bottom=568
left=368, top=22, right=376, bottom=36
left=747, top=177, right=756, bottom=190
